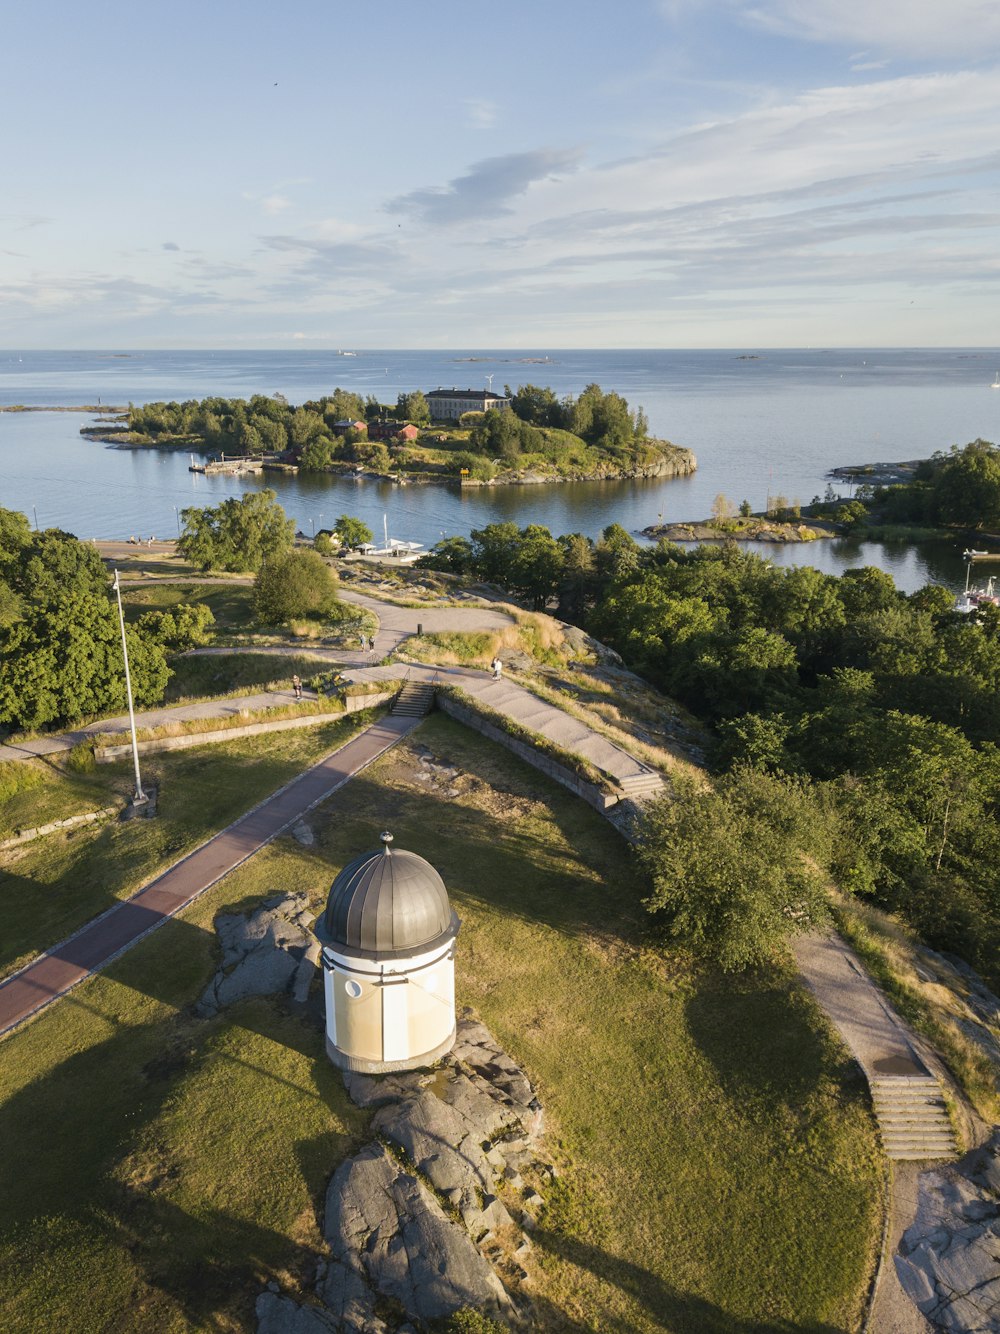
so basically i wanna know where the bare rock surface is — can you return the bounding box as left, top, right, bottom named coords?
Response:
left=323, top=1143, right=512, bottom=1324
left=258, top=1012, right=544, bottom=1331
left=197, top=893, right=317, bottom=1017
left=895, top=1130, right=1000, bottom=1332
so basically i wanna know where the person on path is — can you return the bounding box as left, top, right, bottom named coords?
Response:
left=491, top=656, right=503, bottom=681
left=369, top=635, right=376, bottom=654
left=292, top=674, right=303, bottom=700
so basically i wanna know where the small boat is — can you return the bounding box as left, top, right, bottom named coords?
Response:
left=991, top=371, right=1000, bottom=389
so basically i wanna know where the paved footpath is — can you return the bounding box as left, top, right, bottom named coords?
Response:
left=0, top=590, right=514, bottom=763
left=0, top=715, right=418, bottom=1040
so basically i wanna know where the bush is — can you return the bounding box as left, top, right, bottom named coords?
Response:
left=0, top=760, right=43, bottom=803
left=253, top=550, right=340, bottom=624
left=637, top=767, right=831, bottom=970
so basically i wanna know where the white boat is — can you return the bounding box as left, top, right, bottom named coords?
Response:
left=991, top=371, right=1000, bottom=388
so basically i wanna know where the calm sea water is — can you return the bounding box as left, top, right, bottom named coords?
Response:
left=2, top=347, right=999, bottom=593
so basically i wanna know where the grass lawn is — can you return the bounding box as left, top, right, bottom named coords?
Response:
left=0, top=715, right=882, bottom=1332
left=0, top=714, right=372, bottom=980
left=0, top=755, right=115, bottom=840
left=120, top=581, right=255, bottom=632
left=162, top=652, right=335, bottom=704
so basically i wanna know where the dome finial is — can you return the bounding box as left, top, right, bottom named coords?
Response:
left=380, top=830, right=393, bottom=853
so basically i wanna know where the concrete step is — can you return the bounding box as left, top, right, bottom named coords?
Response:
left=868, top=1074, right=957, bottom=1161
left=617, top=773, right=665, bottom=799
left=392, top=684, right=436, bottom=718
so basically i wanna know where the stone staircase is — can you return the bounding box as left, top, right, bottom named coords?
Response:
left=616, top=770, right=666, bottom=802
left=392, top=682, right=437, bottom=718
left=870, top=1075, right=957, bottom=1161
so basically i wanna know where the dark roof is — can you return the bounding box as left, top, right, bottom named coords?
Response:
left=424, top=388, right=508, bottom=400
left=316, top=834, right=458, bottom=959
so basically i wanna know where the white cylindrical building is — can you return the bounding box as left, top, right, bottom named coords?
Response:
left=315, top=832, right=460, bottom=1073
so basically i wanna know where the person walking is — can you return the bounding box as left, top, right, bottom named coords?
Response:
left=491, top=656, right=503, bottom=682
left=292, top=674, right=303, bottom=700
left=369, top=634, right=376, bottom=654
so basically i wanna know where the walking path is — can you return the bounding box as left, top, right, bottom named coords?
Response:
left=792, top=931, right=953, bottom=1334
left=0, top=715, right=418, bottom=1039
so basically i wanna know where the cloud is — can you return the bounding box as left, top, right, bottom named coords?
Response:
left=162, top=241, right=180, bottom=251
left=385, top=148, right=581, bottom=224
left=0, top=213, right=51, bottom=231
left=260, top=193, right=292, bottom=214
left=734, top=0, right=1000, bottom=59
left=465, top=98, right=498, bottom=129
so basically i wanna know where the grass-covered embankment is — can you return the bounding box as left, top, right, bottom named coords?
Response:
left=0, top=714, right=373, bottom=980
left=0, top=715, right=880, bottom=1332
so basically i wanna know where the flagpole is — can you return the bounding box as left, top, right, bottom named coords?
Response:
left=112, top=569, right=146, bottom=804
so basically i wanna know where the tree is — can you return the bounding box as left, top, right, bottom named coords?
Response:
left=137, top=602, right=215, bottom=651
left=178, top=490, right=295, bottom=573
left=333, top=515, right=374, bottom=548
left=470, top=523, right=520, bottom=584
left=509, top=525, right=564, bottom=610
left=395, top=391, right=430, bottom=425
left=0, top=591, right=168, bottom=730
left=932, top=439, right=1000, bottom=529
left=556, top=533, right=596, bottom=621
left=510, top=384, right=563, bottom=427
left=711, top=493, right=735, bottom=525
left=637, top=768, right=829, bottom=971
left=253, top=550, right=340, bottom=624
left=419, top=536, right=473, bottom=574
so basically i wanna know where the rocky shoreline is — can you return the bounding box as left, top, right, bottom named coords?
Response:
left=827, top=459, right=926, bottom=487
left=642, top=516, right=834, bottom=543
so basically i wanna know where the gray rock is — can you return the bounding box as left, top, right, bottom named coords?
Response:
left=324, top=1144, right=513, bottom=1324
left=255, top=1292, right=337, bottom=1334
left=373, top=1087, right=493, bottom=1213
left=197, top=894, right=314, bottom=1017
left=342, top=1068, right=429, bottom=1109
left=291, top=822, right=315, bottom=847
left=896, top=1145, right=1000, bottom=1333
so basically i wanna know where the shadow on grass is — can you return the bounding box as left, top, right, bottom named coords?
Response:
left=530, top=1226, right=845, bottom=1334
left=324, top=764, right=645, bottom=947
left=0, top=973, right=358, bottom=1329
left=684, top=971, right=837, bottom=1109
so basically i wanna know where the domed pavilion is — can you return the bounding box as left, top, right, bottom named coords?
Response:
left=315, top=832, right=460, bottom=1073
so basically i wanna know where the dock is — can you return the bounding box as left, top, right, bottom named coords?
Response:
left=188, top=454, right=265, bottom=476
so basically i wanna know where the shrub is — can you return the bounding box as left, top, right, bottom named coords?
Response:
left=0, top=760, right=44, bottom=803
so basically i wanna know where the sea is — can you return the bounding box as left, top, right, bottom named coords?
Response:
left=2, top=347, right=1000, bottom=594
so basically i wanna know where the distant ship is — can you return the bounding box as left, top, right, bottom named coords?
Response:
left=991, top=371, right=1000, bottom=388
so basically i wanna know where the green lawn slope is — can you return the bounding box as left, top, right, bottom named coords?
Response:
left=0, top=715, right=881, bottom=1332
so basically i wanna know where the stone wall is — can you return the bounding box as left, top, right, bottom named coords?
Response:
left=0, top=804, right=120, bottom=850
left=436, top=691, right=620, bottom=813
left=93, top=693, right=395, bottom=763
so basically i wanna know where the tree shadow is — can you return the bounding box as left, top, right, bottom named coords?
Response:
left=0, top=982, right=360, bottom=1330
left=683, top=969, right=858, bottom=1109
left=530, top=1225, right=846, bottom=1334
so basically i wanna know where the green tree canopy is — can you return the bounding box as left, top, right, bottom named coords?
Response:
left=0, top=590, right=168, bottom=730
left=333, top=514, right=374, bottom=548
left=178, top=490, right=295, bottom=573
left=253, top=550, right=340, bottom=624
left=637, top=768, right=830, bottom=971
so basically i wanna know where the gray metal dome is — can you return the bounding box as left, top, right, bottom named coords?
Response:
left=316, top=832, right=458, bottom=959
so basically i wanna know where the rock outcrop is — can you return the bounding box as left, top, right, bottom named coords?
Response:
left=895, top=1130, right=1000, bottom=1332
left=256, top=1014, right=546, bottom=1332
left=196, top=893, right=319, bottom=1017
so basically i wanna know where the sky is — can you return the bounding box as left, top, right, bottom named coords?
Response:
left=2, top=0, right=999, bottom=349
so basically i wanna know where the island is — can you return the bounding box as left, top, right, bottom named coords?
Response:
left=80, top=382, right=696, bottom=487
